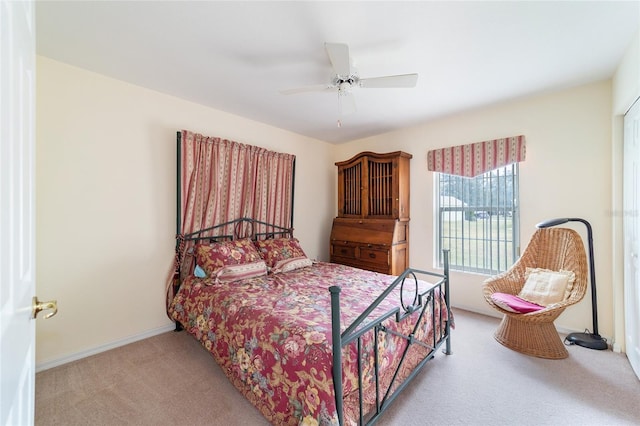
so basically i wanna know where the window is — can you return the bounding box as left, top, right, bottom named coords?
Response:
left=436, top=164, right=519, bottom=275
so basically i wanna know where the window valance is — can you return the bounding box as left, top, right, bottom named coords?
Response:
left=427, top=135, right=526, bottom=177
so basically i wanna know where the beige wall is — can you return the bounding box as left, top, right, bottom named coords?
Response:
left=35, top=57, right=334, bottom=367
left=37, top=31, right=639, bottom=367
left=334, top=81, right=615, bottom=339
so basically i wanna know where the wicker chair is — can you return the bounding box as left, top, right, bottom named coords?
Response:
left=482, top=228, right=588, bottom=359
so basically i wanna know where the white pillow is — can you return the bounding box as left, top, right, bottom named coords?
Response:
left=518, top=268, right=575, bottom=306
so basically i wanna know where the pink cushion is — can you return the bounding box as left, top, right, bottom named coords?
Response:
left=490, top=292, right=545, bottom=313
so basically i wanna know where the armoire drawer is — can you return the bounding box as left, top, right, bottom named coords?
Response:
left=330, top=257, right=389, bottom=274
left=358, top=247, right=389, bottom=266
left=331, top=242, right=357, bottom=259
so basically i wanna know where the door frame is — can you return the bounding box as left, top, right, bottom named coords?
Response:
left=623, top=97, right=640, bottom=380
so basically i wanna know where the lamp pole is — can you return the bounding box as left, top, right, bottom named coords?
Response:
left=536, top=218, right=607, bottom=350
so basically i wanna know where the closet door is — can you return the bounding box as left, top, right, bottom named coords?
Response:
left=624, top=98, right=640, bottom=380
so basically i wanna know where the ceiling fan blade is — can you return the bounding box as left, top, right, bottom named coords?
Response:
left=279, top=84, right=336, bottom=95
left=325, top=42, right=351, bottom=77
left=339, top=90, right=356, bottom=116
left=359, top=73, right=418, bottom=88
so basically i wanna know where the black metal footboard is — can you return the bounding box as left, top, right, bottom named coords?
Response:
left=329, top=250, right=451, bottom=425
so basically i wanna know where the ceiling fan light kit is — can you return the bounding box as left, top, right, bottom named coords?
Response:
left=281, top=42, right=418, bottom=117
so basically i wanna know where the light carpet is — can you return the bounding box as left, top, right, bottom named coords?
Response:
left=36, top=309, right=640, bottom=425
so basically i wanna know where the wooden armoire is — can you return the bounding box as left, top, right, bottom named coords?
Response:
left=330, top=151, right=411, bottom=275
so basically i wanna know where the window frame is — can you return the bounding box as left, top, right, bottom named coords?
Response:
left=435, top=163, right=520, bottom=275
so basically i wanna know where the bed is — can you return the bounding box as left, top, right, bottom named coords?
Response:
left=168, top=217, right=452, bottom=425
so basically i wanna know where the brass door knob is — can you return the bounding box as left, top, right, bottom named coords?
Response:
left=32, top=297, right=58, bottom=319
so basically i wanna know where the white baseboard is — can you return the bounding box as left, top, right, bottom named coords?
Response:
left=36, top=323, right=176, bottom=373
left=451, top=303, right=501, bottom=319
left=35, top=308, right=619, bottom=372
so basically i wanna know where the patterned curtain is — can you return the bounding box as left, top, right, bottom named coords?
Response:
left=427, top=135, right=526, bottom=177
left=166, top=130, right=295, bottom=309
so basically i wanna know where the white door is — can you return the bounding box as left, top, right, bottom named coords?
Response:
left=0, top=0, right=37, bottom=424
left=624, top=98, right=640, bottom=380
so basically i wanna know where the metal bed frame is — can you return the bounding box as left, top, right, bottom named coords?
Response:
left=173, top=217, right=452, bottom=425
left=330, top=253, right=451, bottom=425
left=172, top=132, right=453, bottom=425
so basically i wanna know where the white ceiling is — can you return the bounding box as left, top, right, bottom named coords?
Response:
left=35, top=1, right=639, bottom=144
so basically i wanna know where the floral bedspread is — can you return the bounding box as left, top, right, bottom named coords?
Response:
left=169, top=262, right=451, bottom=425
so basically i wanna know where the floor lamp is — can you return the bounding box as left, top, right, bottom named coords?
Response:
left=536, top=218, right=608, bottom=350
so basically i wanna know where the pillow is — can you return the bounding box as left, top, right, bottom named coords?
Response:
left=195, top=238, right=262, bottom=277
left=194, top=264, right=207, bottom=278
left=253, top=237, right=309, bottom=271
left=518, top=268, right=576, bottom=307
left=271, top=256, right=313, bottom=274
left=214, top=260, right=267, bottom=284
left=490, top=292, right=545, bottom=314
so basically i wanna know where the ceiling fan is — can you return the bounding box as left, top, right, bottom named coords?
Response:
left=280, top=42, right=418, bottom=116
